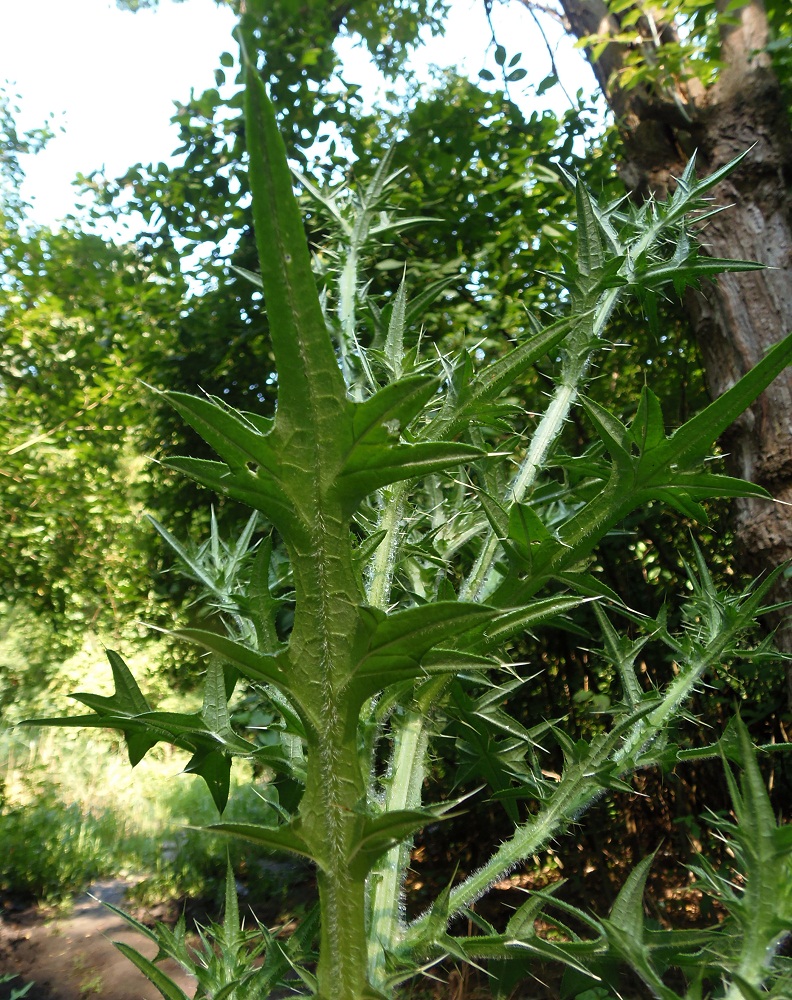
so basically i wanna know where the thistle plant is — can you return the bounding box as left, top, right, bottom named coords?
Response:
left=25, top=15, right=792, bottom=1000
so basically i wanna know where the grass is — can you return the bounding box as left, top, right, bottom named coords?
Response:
left=71, top=953, right=104, bottom=998
left=0, top=723, right=279, bottom=907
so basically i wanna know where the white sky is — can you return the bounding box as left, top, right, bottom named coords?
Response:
left=1, top=0, right=595, bottom=232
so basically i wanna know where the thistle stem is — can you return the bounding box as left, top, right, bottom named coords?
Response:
left=366, top=485, right=406, bottom=609
left=367, top=711, right=430, bottom=988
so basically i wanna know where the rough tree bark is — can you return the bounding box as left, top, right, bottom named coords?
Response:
left=539, top=0, right=792, bottom=678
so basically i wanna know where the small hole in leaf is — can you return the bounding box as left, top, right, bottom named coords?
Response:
left=247, top=462, right=258, bottom=474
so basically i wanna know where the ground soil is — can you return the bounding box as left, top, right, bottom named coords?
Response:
left=0, top=879, right=196, bottom=1000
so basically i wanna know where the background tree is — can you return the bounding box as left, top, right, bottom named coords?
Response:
left=0, top=90, right=188, bottom=682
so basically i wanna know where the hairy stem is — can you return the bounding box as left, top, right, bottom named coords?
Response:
left=365, top=480, right=426, bottom=987
left=460, top=381, right=579, bottom=602
left=367, top=711, right=430, bottom=988
left=408, top=632, right=731, bottom=932
left=366, top=485, right=406, bottom=609
left=460, top=284, right=622, bottom=604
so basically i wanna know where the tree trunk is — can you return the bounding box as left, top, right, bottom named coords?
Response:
left=548, top=0, right=792, bottom=681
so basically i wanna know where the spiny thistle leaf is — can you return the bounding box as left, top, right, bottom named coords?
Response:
left=205, top=820, right=317, bottom=864
left=174, top=629, right=290, bottom=691
left=242, top=48, right=349, bottom=426
left=112, top=944, right=192, bottom=1000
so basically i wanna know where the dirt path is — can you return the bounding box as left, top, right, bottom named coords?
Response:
left=0, top=880, right=196, bottom=1000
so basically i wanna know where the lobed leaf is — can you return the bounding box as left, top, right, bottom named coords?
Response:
left=477, top=595, right=592, bottom=648
left=426, top=312, right=584, bottom=441
left=337, top=440, right=482, bottom=503
left=349, top=602, right=498, bottom=699
left=575, top=179, right=605, bottom=276
left=662, top=331, right=792, bottom=473
left=351, top=803, right=458, bottom=870
left=158, top=390, right=281, bottom=478
left=162, top=456, right=299, bottom=536
left=607, top=852, right=655, bottom=941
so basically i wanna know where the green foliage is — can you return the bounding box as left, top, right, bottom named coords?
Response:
left=0, top=87, right=52, bottom=217
left=0, top=787, right=122, bottom=902
left=576, top=0, right=727, bottom=93
left=0, top=728, right=148, bottom=902
left=766, top=0, right=792, bottom=102
left=0, top=614, right=182, bottom=732
left=0, top=210, right=184, bottom=637
left=23, top=20, right=792, bottom=1000
left=1, top=91, right=231, bottom=661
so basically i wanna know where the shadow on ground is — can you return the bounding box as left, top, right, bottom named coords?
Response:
left=0, top=879, right=195, bottom=1000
